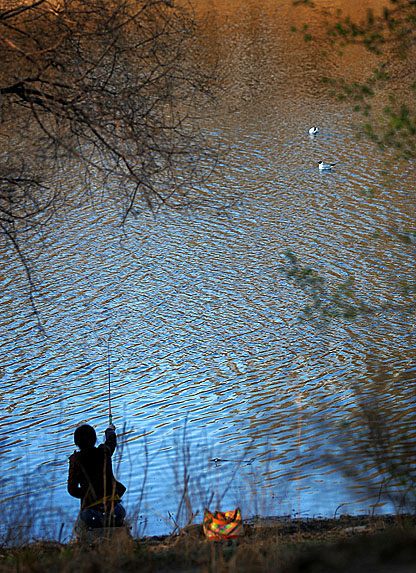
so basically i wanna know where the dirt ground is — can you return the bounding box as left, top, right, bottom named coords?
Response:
left=1, top=514, right=416, bottom=572
left=141, top=514, right=416, bottom=572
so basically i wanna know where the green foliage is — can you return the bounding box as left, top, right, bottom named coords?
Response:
left=281, top=251, right=416, bottom=322
left=281, top=252, right=372, bottom=321
left=297, top=0, right=416, bottom=160
left=290, top=0, right=416, bottom=522
left=324, top=1, right=416, bottom=55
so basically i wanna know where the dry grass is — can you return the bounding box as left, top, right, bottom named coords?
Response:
left=1, top=514, right=416, bottom=572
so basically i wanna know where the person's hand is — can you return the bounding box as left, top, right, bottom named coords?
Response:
left=107, top=423, right=116, bottom=431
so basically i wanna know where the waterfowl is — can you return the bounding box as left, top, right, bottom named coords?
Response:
left=318, top=160, right=337, bottom=171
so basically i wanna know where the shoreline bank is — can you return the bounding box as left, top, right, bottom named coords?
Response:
left=2, top=514, right=416, bottom=572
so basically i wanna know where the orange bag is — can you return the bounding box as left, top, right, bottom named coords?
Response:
left=203, top=507, right=244, bottom=540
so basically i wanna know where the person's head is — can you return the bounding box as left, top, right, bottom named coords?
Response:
left=74, top=424, right=96, bottom=450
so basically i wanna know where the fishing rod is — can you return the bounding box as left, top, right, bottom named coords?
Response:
left=107, top=336, right=112, bottom=425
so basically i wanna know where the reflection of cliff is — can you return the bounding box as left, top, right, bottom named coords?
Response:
left=192, top=0, right=387, bottom=19
left=193, top=0, right=377, bottom=111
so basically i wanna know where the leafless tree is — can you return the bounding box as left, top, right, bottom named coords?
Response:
left=0, top=0, right=217, bottom=308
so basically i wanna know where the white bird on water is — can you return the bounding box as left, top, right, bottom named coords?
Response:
left=318, top=160, right=337, bottom=171
left=309, top=126, right=319, bottom=135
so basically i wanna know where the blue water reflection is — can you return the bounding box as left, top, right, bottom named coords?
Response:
left=1, top=0, right=415, bottom=542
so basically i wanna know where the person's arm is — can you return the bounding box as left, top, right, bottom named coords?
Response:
left=67, top=454, right=83, bottom=499
left=104, top=424, right=117, bottom=456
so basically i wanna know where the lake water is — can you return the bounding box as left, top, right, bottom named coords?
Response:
left=1, top=0, right=415, bottom=541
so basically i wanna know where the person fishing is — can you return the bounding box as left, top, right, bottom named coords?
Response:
left=67, top=422, right=126, bottom=531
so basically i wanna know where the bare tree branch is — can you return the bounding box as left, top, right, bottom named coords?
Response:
left=0, top=0, right=219, bottom=317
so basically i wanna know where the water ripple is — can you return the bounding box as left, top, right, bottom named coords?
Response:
left=1, top=0, right=415, bottom=539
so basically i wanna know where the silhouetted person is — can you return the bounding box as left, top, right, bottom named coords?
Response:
left=68, top=423, right=126, bottom=531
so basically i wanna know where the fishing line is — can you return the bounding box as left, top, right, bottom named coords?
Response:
left=107, top=336, right=112, bottom=425
left=92, top=316, right=118, bottom=425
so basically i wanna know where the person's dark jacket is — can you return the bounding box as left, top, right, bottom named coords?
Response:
left=67, top=427, right=126, bottom=509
